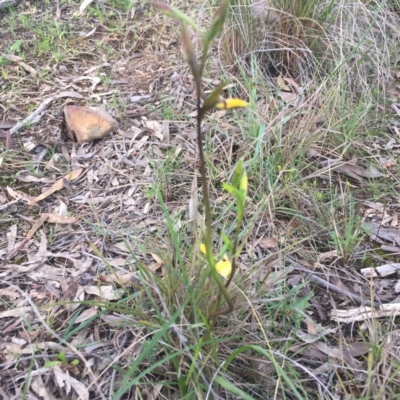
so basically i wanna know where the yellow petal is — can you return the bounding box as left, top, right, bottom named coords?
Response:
left=200, top=243, right=207, bottom=255
left=240, top=173, right=248, bottom=192
left=215, top=98, right=249, bottom=110
left=215, top=254, right=232, bottom=278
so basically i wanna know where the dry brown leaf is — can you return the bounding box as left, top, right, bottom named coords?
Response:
left=1, top=53, right=38, bottom=77
left=364, top=222, right=400, bottom=246
left=329, top=277, right=355, bottom=295
left=75, top=306, right=98, bottom=323
left=255, top=236, right=279, bottom=249
left=84, top=285, right=123, bottom=300
left=151, top=253, right=163, bottom=264
left=0, top=288, right=20, bottom=298
left=0, top=306, right=32, bottom=318
left=335, top=163, right=384, bottom=180
left=361, top=200, right=385, bottom=213
left=37, top=230, right=48, bottom=257
left=19, top=329, right=43, bottom=342
left=27, top=264, right=66, bottom=281
left=317, top=250, right=338, bottom=262
left=53, top=366, right=89, bottom=400
left=7, top=186, right=35, bottom=203
left=142, top=384, right=163, bottom=400
left=43, top=213, right=78, bottom=224
left=277, top=75, right=291, bottom=91
left=6, top=214, right=49, bottom=260
left=279, top=91, right=298, bottom=103
left=0, top=120, right=15, bottom=129
left=312, top=341, right=367, bottom=371
left=29, top=168, right=83, bottom=207
left=391, top=212, right=398, bottom=228
left=148, top=262, right=162, bottom=273
left=6, top=224, right=17, bottom=252
left=306, top=318, right=318, bottom=335
left=99, top=273, right=139, bottom=286
left=108, top=258, right=127, bottom=267
left=143, top=120, right=163, bottom=140
left=31, top=376, right=53, bottom=400
left=289, top=343, right=327, bottom=361
left=16, top=175, right=54, bottom=184
left=112, top=242, right=131, bottom=253
left=283, top=77, right=300, bottom=93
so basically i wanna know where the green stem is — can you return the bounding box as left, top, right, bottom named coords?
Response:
left=224, top=217, right=241, bottom=289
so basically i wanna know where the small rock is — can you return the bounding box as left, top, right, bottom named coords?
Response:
left=64, top=105, right=119, bottom=144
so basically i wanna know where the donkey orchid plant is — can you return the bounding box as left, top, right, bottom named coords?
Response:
left=153, top=0, right=249, bottom=325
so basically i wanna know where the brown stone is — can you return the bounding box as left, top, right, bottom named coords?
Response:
left=64, top=105, right=119, bottom=144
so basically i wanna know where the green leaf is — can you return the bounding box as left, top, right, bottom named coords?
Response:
left=221, top=232, right=232, bottom=249
left=240, top=171, right=248, bottom=192
left=232, top=159, right=243, bottom=188
left=200, top=0, right=229, bottom=74
left=114, top=304, right=188, bottom=399
left=44, top=361, right=63, bottom=368
left=213, top=375, right=258, bottom=400
left=57, top=351, right=67, bottom=363
left=222, top=183, right=244, bottom=201
left=204, top=0, right=229, bottom=44
left=202, top=82, right=226, bottom=112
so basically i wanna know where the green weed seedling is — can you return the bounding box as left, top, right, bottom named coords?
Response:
left=44, top=351, right=79, bottom=368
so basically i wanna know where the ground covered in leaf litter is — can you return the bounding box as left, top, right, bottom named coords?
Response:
left=1, top=1, right=400, bottom=399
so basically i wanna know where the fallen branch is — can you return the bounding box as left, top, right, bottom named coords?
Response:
left=286, top=256, right=381, bottom=309
left=1, top=54, right=38, bottom=77
left=360, top=263, right=400, bottom=278
left=331, top=303, right=400, bottom=322
left=0, top=0, right=21, bottom=9
left=0, top=199, right=18, bottom=211
left=10, top=91, right=83, bottom=136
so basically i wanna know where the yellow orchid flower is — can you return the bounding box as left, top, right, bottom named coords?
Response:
left=240, top=173, right=248, bottom=192
left=199, top=243, right=232, bottom=278
left=215, top=98, right=249, bottom=110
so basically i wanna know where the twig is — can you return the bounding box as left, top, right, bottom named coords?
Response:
left=286, top=256, right=381, bottom=309
left=360, top=263, right=400, bottom=278
left=0, top=199, right=18, bottom=211
left=10, top=91, right=83, bottom=136
left=331, top=303, right=400, bottom=322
